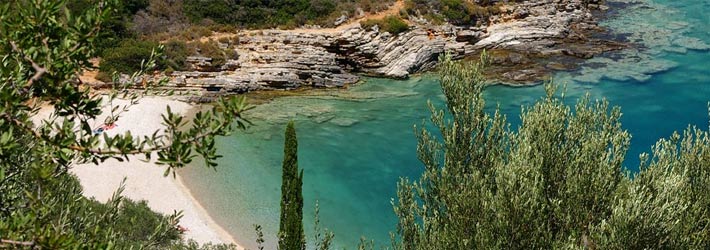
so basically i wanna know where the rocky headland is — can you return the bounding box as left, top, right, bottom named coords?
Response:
left=140, top=0, right=625, bottom=94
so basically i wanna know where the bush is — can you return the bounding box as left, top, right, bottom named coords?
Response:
left=404, top=0, right=497, bottom=25
left=164, top=39, right=191, bottom=70
left=193, top=40, right=224, bottom=66
left=441, top=0, right=499, bottom=25
left=99, top=38, right=236, bottom=74
left=217, top=37, right=230, bottom=44
left=357, top=0, right=395, bottom=13
left=182, top=0, right=338, bottom=28
left=111, top=200, right=181, bottom=248
left=179, top=25, right=213, bottom=41
left=361, top=15, right=409, bottom=35
left=439, top=0, right=469, bottom=24
left=187, top=40, right=238, bottom=69
left=95, top=71, right=113, bottom=82
left=99, top=39, right=160, bottom=74
left=208, top=24, right=239, bottom=33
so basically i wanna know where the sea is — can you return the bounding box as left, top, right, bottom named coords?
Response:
left=179, top=0, right=710, bottom=248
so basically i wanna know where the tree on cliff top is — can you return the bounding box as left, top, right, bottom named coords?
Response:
left=0, top=0, right=248, bottom=248
left=279, top=121, right=306, bottom=250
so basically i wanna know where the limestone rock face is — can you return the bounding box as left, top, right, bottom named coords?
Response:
left=332, top=25, right=470, bottom=78
left=474, top=0, right=595, bottom=50
left=158, top=0, right=613, bottom=92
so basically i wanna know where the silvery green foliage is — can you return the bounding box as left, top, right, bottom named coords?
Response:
left=313, top=201, right=335, bottom=250
left=0, top=0, right=246, bottom=248
left=593, top=123, right=710, bottom=249
left=392, top=54, right=710, bottom=249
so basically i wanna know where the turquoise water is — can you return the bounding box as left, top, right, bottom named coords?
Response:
left=180, top=0, right=709, bottom=248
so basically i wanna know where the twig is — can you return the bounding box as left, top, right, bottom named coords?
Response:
left=9, top=41, right=47, bottom=87
left=0, top=112, right=230, bottom=156
left=0, top=239, right=35, bottom=247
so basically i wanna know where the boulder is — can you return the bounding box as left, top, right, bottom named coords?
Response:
left=334, top=15, right=349, bottom=26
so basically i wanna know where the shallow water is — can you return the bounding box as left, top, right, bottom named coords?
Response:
left=180, top=0, right=710, bottom=248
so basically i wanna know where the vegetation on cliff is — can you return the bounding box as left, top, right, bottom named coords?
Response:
left=404, top=0, right=502, bottom=25
left=63, top=0, right=510, bottom=77
left=361, top=15, right=410, bottom=34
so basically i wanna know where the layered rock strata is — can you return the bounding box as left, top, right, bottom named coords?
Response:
left=158, top=0, right=622, bottom=93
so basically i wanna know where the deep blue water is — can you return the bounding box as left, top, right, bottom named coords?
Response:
left=180, top=0, right=709, bottom=248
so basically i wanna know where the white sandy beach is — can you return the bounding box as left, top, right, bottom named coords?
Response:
left=34, top=96, right=244, bottom=249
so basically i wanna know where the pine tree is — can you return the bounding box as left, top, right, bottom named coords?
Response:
left=279, top=121, right=306, bottom=250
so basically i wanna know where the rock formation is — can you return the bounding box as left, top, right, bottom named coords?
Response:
left=158, top=0, right=623, bottom=93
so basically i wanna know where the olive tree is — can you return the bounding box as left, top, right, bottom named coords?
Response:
left=392, top=53, right=710, bottom=249
left=0, top=0, right=248, bottom=248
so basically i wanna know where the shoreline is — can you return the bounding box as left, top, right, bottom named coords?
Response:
left=174, top=170, right=245, bottom=249
left=33, top=96, right=246, bottom=248
left=175, top=103, right=247, bottom=249
left=112, top=0, right=621, bottom=96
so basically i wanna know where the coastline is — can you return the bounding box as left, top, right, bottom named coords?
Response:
left=174, top=170, right=245, bottom=249
left=174, top=103, right=247, bottom=249
left=127, top=0, right=621, bottom=97
left=34, top=96, right=245, bottom=249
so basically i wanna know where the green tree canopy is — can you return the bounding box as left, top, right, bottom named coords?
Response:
left=0, top=0, right=248, bottom=248
left=391, top=54, right=710, bottom=249
left=279, top=121, right=306, bottom=250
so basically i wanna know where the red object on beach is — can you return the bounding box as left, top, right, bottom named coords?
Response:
left=102, top=123, right=117, bottom=130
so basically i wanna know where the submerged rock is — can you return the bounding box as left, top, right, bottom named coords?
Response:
left=672, top=37, right=710, bottom=51
left=330, top=117, right=359, bottom=127
left=313, top=114, right=336, bottom=124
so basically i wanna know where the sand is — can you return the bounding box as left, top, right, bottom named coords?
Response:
left=33, top=96, right=245, bottom=249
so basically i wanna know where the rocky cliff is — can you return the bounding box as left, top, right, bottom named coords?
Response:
left=160, top=0, right=622, bottom=93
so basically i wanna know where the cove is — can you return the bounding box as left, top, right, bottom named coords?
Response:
left=179, top=0, right=710, bottom=248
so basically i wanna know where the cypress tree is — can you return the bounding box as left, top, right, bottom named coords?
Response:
left=279, top=121, right=305, bottom=250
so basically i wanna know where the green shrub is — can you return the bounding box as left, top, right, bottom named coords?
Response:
left=99, top=39, right=160, bottom=74
left=424, top=13, right=447, bottom=25
left=95, top=71, right=113, bottom=82
left=404, top=0, right=497, bottom=25
left=361, top=15, right=409, bottom=35
left=81, top=197, right=181, bottom=249
left=218, top=37, right=230, bottom=44
left=100, top=38, right=196, bottom=74
left=194, top=41, right=223, bottom=66
left=183, top=0, right=337, bottom=28
left=440, top=0, right=498, bottom=25
left=208, top=24, right=239, bottom=33
left=164, top=39, right=191, bottom=71
left=440, top=0, right=470, bottom=24
left=179, top=25, right=213, bottom=41
left=112, top=200, right=181, bottom=248
left=357, top=0, right=395, bottom=13
left=187, top=40, right=238, bottom=68
left=383, top=15, right=410, bottom=34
